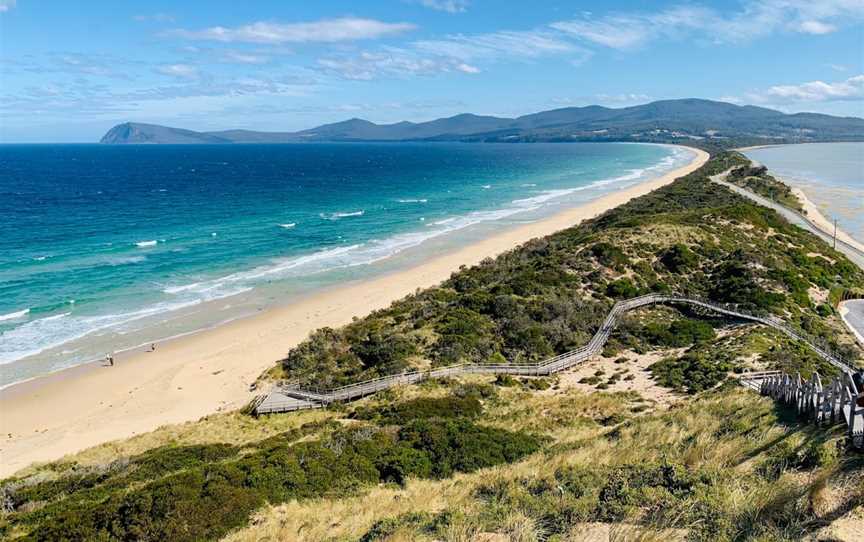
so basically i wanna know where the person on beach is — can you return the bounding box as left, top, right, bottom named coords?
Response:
left=150, top=343, right=156, bottom=352
left=106, top=353, right=114, bottom=366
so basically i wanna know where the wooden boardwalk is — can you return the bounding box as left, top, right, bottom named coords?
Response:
left=738, top=370, right=864, bottom=448
left=253, top=294, right=860, bottom=428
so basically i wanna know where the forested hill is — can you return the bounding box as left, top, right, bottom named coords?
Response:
left=100, top=98, right=864, bottom=145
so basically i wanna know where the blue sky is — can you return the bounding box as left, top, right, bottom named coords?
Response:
left=1, top=0, right=862, bottom=142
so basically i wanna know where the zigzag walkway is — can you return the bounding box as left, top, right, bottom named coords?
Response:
left=254, top=294, right=857, bottom=416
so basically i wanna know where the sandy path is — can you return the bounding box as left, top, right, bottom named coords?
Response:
left=0, top=147, right=708, bottom=477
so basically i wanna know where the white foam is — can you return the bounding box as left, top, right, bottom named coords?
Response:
left=320, top=210, right=364, bottom=220
left=278, top=223, right=296, bottom=229
left=135, top=240, right=158, bottom=248
left=0, top=309, right=29, bottom=322
left=3, top=147, right=692, bottom=370
left=481, top=185, right=492, bottom=189
left=397, top=198, right=428, bottom=203
left=0, top=288, right=250, bottom=366
left=103, top=255, right=146, bottom=266
left=163, top=282, right=204, bottom=294
left=162, top=244, right=364, bottom=299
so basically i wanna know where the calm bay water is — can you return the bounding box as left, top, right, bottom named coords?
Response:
left=0, top=142, right=691, bottom=386
left=744, top=142, right=864, bottom=241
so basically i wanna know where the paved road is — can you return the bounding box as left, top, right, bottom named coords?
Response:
left=841, top=299, right=864, bottom=346
left=712, top=175, right=864, bottom=271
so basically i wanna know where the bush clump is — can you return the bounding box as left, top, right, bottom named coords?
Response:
left=15, top=420, right=540, bottom=542
left=643, top=318, right=716, bottom=348
left=650, top=352, right=732, bottom=393
left=660, top=244, right=698, bottom=273
left=353, top=396, right=483, bottom=424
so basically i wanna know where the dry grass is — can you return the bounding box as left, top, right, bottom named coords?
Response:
left=221, top=386, right=853, bottom=542
left=15, top=408, right=334, bottom=477
left=222, top=472, right=476, bottom=542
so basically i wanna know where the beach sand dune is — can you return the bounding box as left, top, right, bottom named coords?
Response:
left=0, top=147, right=708, bottom=477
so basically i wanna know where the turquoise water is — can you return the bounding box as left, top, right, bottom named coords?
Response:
left=744, top=143, right=863, bottom=241
left=0, top=142, right=692, bottom=387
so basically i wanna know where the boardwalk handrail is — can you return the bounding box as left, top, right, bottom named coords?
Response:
left=758, top=370, right=863, bottom=448
left=254, top=293, right=858, bottom=414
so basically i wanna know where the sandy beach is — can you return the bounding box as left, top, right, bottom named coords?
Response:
left=790, top=186, right=864, bottom=254
left=0, top=147, right=708, bottom=477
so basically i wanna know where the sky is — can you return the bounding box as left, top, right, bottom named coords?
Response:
left=1, top=0, right=863, bottom=142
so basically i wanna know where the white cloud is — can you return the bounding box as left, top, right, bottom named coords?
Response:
left=318, top=28, right=585, bottom=80
left=414, top=30, right=580, bottom=60
left=455, top=63, right=479, bottom=73
left=155, top=64, right=199, bottom=79
left=0, top=0, right=16, bottom=13
left=171, top=17, right=416, bottom=44
left=551, top=0, right=864, bottom=50
left=797, top=20, right=836, bottom=34
left=317, top=48, right=473, bottom=80
left=736, top=75, right=864, bottom=105
left=763, top=75, right=864, bottom=102
left=418, top=0, right=469, bottom=13
left=220, top=51, right=270, bottom=65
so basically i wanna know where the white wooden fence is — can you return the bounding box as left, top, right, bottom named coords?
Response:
left=750, top=370, right=864, bottom=447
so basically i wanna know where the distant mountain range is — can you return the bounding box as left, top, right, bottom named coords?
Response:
left=100, top=99, right=864, bottom=145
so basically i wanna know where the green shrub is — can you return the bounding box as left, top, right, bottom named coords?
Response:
left=660, top=244, right=698, bottom=273
left=494, top=374, right=518, bottom=387
left=591, top=242, right=630, bottom=268
left=398, top=419, right=542, bottom=479
left=18, top=419, right=541, bottom=542
left=350, top=332, right=417, bottom=375
left=595, top=463, right=702, bottom=522
left=641, top=318, right=716, bottom=348
left=353, top=396, right=483, bottom=425
left=522, top=378, right=551, bottom=391
left=452, top=382, right=497, bottom=400
left=650, top=352, right=732, bottom=393
left=606, top=278, right=639, bottom=299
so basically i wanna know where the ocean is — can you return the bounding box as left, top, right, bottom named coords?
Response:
left=743, top=142, right=864, bottom=241
left=0, top=142, right=693, bottom=387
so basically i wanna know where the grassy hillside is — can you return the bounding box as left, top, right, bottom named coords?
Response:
left=2, top=152, right=862, bottom=542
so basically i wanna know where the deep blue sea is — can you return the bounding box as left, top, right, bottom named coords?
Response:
left=0, top=142, right=692, bottom=387
left=744, top=143, right=863, bottom=241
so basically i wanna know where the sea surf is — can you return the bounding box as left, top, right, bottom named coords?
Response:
left=0, top=142, right=695, bottom=387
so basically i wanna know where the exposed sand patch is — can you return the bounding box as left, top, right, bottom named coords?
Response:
left=554, top=350, right=684, bottom=407
left=809, top=286, right=830, bottom=305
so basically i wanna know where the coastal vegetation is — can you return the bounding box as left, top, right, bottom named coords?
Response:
left=2, top=151, right=863, bottom=541
left=725, top=163, right=805, bottom=211
left=280, top=151, right=862, bottom=389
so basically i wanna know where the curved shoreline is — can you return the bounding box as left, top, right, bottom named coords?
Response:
left=737, top=143, right=864, bottom=254
left=0, top=146, right=708, bottom=477
left=789, top=186, right=864, bottom=254
left=0, top=142, right=687, bottom=389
